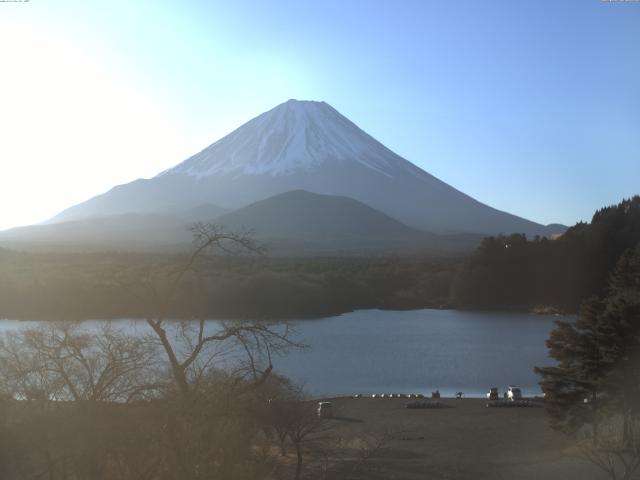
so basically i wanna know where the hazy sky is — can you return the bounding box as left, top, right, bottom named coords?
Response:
left=1, top=0, right=639, bottom=230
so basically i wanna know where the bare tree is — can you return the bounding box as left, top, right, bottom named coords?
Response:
left=0, top=322, right=160, bottom=403
left=267, top=392, right=331, bottom=480
left=309, top=431, right=396, bottom=480
left=0, top=322, right=164, bottom=480
left=105, top=223, right=305, bottom=480
left=0, top=224, right=305, bottom=480
left=269, top=393, right=394, bottom=480
left=112, top=223, right=301, bottom=401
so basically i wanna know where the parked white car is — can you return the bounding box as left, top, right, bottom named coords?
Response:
left=506, top=386, right=523, bottom=401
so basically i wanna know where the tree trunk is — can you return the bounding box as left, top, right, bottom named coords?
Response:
left=295, top=443, right=303, bottom=480
left=146, top=320, right=191, bottom=400
left=592, top=390, right=599, bottom=447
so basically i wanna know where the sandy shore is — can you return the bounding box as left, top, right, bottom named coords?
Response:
left=318, top=397, right=601, bottom=480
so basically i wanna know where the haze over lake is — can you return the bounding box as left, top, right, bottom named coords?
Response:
left=0, top=309, right=565, bottom=398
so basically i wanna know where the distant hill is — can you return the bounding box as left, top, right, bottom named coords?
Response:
left=0, top=191, right=482, bottom=254
left=181, top=203, right=229, bottom=222
left=215, top=190, right=432, bottom=254
left=0, top=214, right=192, bottom=252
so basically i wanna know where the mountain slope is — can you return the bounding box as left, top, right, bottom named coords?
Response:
left=215, top=190, right=431, bottom=253
left=0, top=214, right=192, bottom=251
left=0, top=191, right=480, bottom=254
left=181, top=203, right=229, bottom=222
left=51, top=99, right=563, bottom=237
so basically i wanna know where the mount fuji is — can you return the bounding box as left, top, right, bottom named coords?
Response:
left=50, top=99, right=561, bottom=239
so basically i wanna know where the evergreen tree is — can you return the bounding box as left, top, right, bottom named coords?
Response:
left=536, top=243, right=640, bottom=445
left=597, top=245, right=640, bottom=445
left=535, top=298, right=609, bottom=440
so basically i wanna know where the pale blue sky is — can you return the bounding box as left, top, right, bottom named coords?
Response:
left=1, top=0, right=639, bottom=229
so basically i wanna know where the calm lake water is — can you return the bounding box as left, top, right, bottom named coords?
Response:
left=0, top=309, right=568, bottom=398
left=278, top=309, right=566, bottom=397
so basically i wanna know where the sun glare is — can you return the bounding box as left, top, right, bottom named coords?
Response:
left=0, top=21, right=191, bottom=230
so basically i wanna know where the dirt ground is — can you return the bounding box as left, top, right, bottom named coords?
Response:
left=317, top=397, right=604, bottom=480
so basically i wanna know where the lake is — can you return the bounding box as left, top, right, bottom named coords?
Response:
left=0, top=309, right=567, bottom=398
left=276, top=309, right=565, bottom=397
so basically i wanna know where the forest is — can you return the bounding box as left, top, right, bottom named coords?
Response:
left=453, top=196, right=640, bottom=312
left=0, top=196, right=638, bottom=320
left=0, top=249, right=455, bottom=320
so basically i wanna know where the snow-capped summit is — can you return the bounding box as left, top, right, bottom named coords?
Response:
left=159, top=99, right=415, bottom=179
left=50, top=99, right=562, bottom=237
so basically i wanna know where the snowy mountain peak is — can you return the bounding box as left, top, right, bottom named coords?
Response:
left=159, top=99, right=414, bottom=179
left=47, top=99, right=562, bottom=238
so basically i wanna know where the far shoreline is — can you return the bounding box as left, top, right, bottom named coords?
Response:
left=0, top=305, right=575, bottom=323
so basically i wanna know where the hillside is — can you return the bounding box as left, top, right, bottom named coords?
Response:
left=0, top=191, right=480, bottom=255
left=453, top=196, right=640, bottom=311
left=215, top=190, right=434, bottom=254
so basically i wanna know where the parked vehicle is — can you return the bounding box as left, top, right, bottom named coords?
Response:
left=507, top=386, right=523, bottom=401
left=317, top=401, right=333, bottom=418
left=486, top=387, right=500, bottom=400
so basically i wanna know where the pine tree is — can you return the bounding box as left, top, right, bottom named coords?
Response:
left=597, top=245, right=640, bottom=445
left=536, top=243, right=640, bottom=448
left=535, top=298, right=609, bottom=440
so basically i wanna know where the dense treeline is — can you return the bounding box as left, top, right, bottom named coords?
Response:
left=453, top=196, right=640, bottom=312
left=2, top=196, right=639, bottom=320
left=0, top=250, right=457, bottom=320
